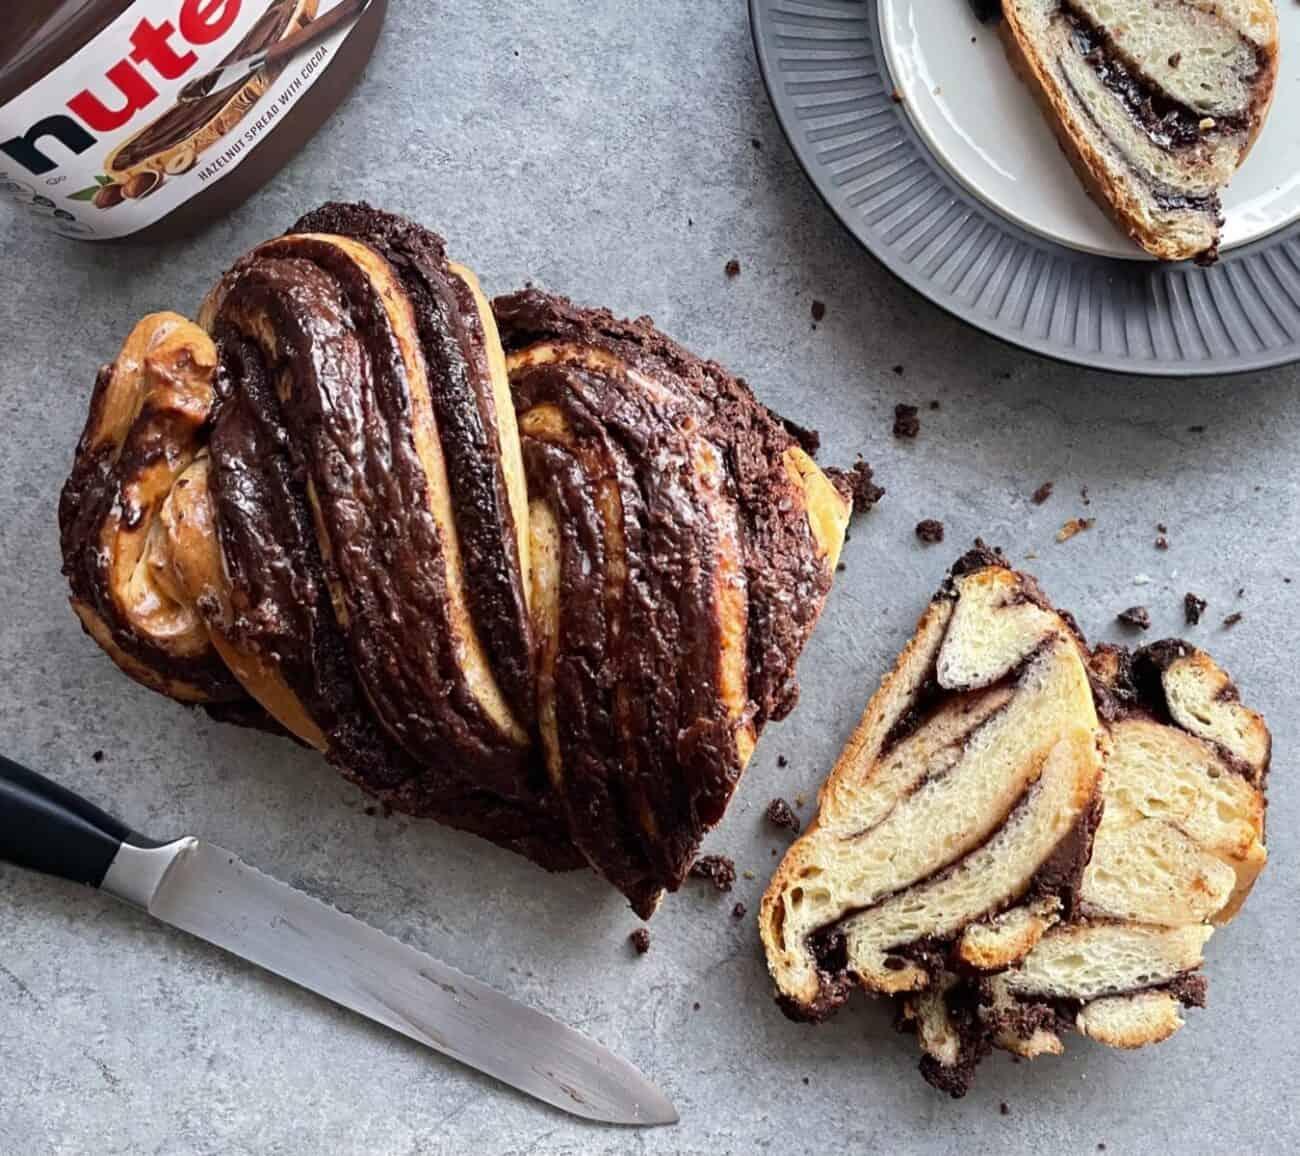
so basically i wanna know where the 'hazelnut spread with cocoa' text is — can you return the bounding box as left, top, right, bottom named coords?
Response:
left=0, top=0, right=385, bottom=240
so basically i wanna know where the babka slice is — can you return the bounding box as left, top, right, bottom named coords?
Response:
left=760, top=547, right=1105, bottom=1018
left=998, top=0, right=1279, bottom=261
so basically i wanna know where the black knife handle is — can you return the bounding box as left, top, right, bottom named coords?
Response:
left=0, top=755, right=131, bottom=887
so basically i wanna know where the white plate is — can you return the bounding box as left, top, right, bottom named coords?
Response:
left=879, top=1, right=1300, bottom=260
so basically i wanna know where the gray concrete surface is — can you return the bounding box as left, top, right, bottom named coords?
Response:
left=1, top=3, right=1295, bottom=1153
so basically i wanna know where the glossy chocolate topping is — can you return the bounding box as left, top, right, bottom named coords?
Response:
left=210, top=239, right=534, bottom=799
left=290, top=202, right=536, bottom=725
left=495, top=289, right=833, bottom=726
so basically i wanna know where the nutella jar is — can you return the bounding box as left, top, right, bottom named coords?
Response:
left=0, top=0, right=385, bottom=240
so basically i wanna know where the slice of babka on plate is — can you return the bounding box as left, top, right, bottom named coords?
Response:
left=998, top=0, right=1279, bottom=261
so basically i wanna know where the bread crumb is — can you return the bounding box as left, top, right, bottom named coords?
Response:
left=1056, top=517, right=1095, bottom=542
left=893, top=403, right=920, bottom=439
left=915, top=518, right=945, bottom=544
left=766, top=798, right=801, bottom=833
left=689, top=854, right=736, bottom=892
left=1116, top=606, right=1151, bottom=630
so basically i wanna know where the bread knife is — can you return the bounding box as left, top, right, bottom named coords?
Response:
left=0, top=754, right=677, bottom=1127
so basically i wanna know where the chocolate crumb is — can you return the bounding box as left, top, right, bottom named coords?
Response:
left=689, top=854, right=736, bottom=892
left=1056, top=517, right=1095, bottom=542
left=1000, top=1103, right=1010, bottom=1116
left=1080, top=485, right=1091, bottom=506
left=766, top=798, right=801, bottom=833
left=1031, top=481, right=1055, bottom=505
left=693, top=1001, right=701, bottom=1011
left=1236, top=586, right=1245, bottom=598
left=890, top=88, right=904, bottom=104
left=893, top=403, right=920, bottom=438
left=732, top=902, right=747, bottom=920
left=91, top=750, right=104, bottom=763
left=1168, top=52, right=1182, bottom=68
left=1188, top=425, right=1205, bottom=433
left=363, top=805, right=377, bottom=817
left=915, top=518, right=945, bottom=544
left=751, top=137, right=762, bottom=150
left=928, top=399, right=940, bottom=410
left=724, top=258, right=740, bottom=279
left=1184, top=593, right=1207, bottom=625
left=1157, top=522, right=1167, bottom=534
left=836, top=562, right=846, bottom=572
left=1222, top=612, right=1243, bottom=628
left=811, top=300, right=826, bottom=322
left=1155, top=535, right=1169, bottom=550
left=892, top=364, right=905, bottom=375
left=777, top=754, right=788, bottom=767
left=802, top=1076, right=810, bottom=1086
left=1117, top=606, right=1151, bottom=630
left=828, top=458, right=885, bottom=512
left=629, top=929, right=651, bottom=955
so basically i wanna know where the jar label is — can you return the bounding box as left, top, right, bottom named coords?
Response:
left=0, top=1, right=368, bottom=239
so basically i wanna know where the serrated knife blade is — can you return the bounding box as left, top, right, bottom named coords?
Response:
left=99, top=837, right=676, bottom=1126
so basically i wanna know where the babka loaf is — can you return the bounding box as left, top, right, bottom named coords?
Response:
left=59, top=202, right=853, bottom=914
left=761, top=548, right=1270, bottom=1094
left=997, top=0, right=1279, bottom=261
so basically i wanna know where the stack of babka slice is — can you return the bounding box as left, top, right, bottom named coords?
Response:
left=761, top=547, right=1269, bottom=1093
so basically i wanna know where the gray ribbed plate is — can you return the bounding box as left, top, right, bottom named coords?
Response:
left=750, top=0, right=1300, bottom=375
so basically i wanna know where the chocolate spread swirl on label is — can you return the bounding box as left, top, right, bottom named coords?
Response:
left=111, top=1, right=301, bottom=168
